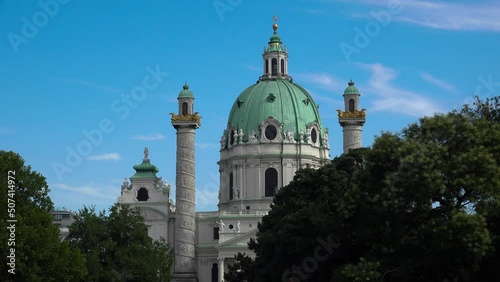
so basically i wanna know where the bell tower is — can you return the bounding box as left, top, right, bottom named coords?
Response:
left=338, top=80, right=366, bottom=154
left=170, top=83, right=201, bottom=282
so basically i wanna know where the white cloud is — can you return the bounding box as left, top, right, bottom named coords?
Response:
left=130, top=133, right=166, bottom=141
left=360, top=63, right=444, bottom=117
left=51, top=77, right=124, bottom=94
left=337, top=0, right=500, bottom=32
left=86, top=153, right=122, bottom=161
left=420, top=72, right=456, bottom=93
left=243, top=65, right=261, bottom=72
left=295, top=73, right=343, bottom=91
left=51, top=183, right=117, bottom=201
left=196, top=142, right=220, bottom=149
left=305, top=88, right=343, bottom=109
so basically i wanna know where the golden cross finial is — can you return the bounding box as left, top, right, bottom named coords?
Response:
left=272, top=15, right=278, bottom=33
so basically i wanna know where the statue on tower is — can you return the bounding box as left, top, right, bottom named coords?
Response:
left=144, top=147, right=149, bottom=159
left=121, top=178, right=129, bottom=190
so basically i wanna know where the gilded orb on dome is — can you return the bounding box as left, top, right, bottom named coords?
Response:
left=273, top=16, right=278, bottom=32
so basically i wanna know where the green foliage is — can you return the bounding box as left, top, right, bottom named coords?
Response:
left=0, top=151, right=87, bottom=281
left=242, top=96, right=500, bottom=281
left=249, top=152, right=366, bottom=282
left=339, top=258, right=381, bottom=282
left=224, top=252, right=255, bottom=282
left=67, top=204, right=173, bottom=282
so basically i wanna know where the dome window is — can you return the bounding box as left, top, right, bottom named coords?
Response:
left=280, top=59, right=284, bottom=75
left=265, top=168, right=278, bottom=197
left=271, top=58, right=278, bottom=76
left=267, top=93, right=276, bottom=103
left=265, top=59, right=269, bottom=74
left=237, top=99, right=244, bottom=108
left=230, top=130, right=235, bottom=145
left=182, top=102, right=188, bottom=115
left=137, top=188, right=149, bottom=202
left=265, top=125, right=277, bottom=140
left=311, top=128, right=318, bottom=144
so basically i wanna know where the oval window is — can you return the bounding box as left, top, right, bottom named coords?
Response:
left=265, top=125, right=277, bottom=140
left=311, top=128, right=317, bottom=143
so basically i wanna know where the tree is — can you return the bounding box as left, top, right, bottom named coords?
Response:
left=0, top=150, right=87, bottom=281
left=243, top=96, right=500, bottom=281
left=339, top=257, right=381, bottom=282
left=67, top=204, right=173, bottom=281
left=224, top=253, right=255, bottom=282
left=248, top=151, right=367, bottom=282
left=459, top=95, right=500, bottom=280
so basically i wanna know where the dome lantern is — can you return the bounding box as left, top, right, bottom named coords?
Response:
left=260, top=16, right=290, bottom=81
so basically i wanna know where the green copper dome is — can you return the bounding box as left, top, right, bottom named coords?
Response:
left=178, top=82, right=194, bottom=99
left=226, top=79, right=325, bottom=142
left=130, top=159, right=159, bottom=179
left=343, top=80, right=360, bottom=95
left=270, top=33, right=281, bottom=43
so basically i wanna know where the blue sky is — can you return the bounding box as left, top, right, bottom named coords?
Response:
left=1, top=0, right=499, bottom=213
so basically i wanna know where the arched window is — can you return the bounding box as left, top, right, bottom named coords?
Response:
left=265, top=168, right=278, bottom=197
left=230, top=130, right=235, bottom=145
left=229, top=172, right=234, bottom=200
left=280, top=59, right=284, bottom=75
left=182, top=102, right=188, bottom=115
left=271, top=58, right=278, bottom=76
left=211, top=263, right=218, bottom=282
left=349, top=99, right=355, bottom=112
left=137, top=188, right=149, bottom=201
left=265, top=59, right=269, bottom=74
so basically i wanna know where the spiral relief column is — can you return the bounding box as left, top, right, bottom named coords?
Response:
left=171, top=83, right=200, bottom=282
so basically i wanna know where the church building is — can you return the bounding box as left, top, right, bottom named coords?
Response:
left=117, top=19, right=366, bottom=282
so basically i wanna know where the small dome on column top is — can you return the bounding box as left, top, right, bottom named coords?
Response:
left=178, top=82, right=194, bottom=99
left=343, top=80, right=360, bottom=95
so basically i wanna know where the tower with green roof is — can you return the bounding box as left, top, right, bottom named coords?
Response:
left=171, top=83, right=200, bottom=282
left=117, top=148, right=172, bottom=242
left=337, top=80, right=366, bottom=154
